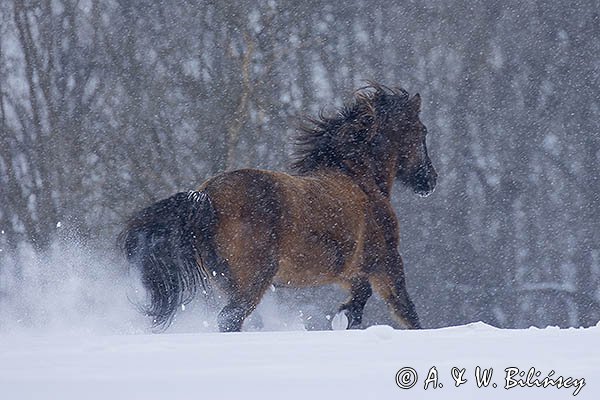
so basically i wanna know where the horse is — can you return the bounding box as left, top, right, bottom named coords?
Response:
left=119, top=82, right=437, bottom=332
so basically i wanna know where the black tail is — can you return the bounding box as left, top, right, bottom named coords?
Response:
left=118, top=191, right=214, bottom=330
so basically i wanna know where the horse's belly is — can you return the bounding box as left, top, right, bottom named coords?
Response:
left=273, top=260, right=340, bottom=287
left=273, top=237, right=363, bottom=287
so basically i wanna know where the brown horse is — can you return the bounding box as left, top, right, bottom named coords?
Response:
left=119, top=83, right=437, bottom=332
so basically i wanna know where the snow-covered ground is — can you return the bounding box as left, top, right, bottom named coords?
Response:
left=1, top=322, right=597, bottom=400
left=1, top=246, right=597, bottom=399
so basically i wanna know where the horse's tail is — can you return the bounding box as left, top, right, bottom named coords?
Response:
left=118, top=190, right=214, bottom=330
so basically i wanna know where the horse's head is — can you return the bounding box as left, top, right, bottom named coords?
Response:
left=292, top=82, right=437, bottom=197
left=372, top=85, right=437, bottom=197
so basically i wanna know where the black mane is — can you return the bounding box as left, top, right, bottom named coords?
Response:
left=291, top=82, right=411, bottom=174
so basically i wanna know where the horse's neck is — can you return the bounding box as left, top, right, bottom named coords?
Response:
left=342, top=158, right=396, bottom=199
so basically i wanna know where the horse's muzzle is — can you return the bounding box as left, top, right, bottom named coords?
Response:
left=412, top=166, right=437, bottom=197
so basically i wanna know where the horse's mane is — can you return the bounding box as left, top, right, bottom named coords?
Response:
left=291, top=82, right=411, bottom=174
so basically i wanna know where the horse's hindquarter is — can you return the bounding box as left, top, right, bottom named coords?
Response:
left=202, top=169, right=369, bottom=288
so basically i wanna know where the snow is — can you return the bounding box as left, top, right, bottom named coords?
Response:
left=1, top=322, right=598, bottom=399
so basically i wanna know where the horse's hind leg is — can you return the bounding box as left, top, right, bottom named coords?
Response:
left=335, top=278, right=372, bottom=329
left=217, top=266, right=277, bottom=332
left=218, top=299, right=256, bottom=333
left=370, top=256, right=421, bottom=329
left=217, top=249, right=278, bottom=333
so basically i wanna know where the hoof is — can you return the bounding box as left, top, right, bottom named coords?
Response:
left=331, top=310, right=350, bottom=330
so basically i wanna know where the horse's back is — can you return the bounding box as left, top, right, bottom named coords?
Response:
left=199, top=168, right=369, bottom=286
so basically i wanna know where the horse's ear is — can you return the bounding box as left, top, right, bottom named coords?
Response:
left=362, top=101, right=379, bottom=140
left=409, top=93, right=421, bottom=113
left=362, top=101, right=376, bottom=125
left=359, top=114, right=374, bottom=127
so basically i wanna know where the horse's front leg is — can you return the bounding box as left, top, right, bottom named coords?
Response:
left=333, top=277, right=372, bottom=329
left=370, top=254, right=421, bottom=329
